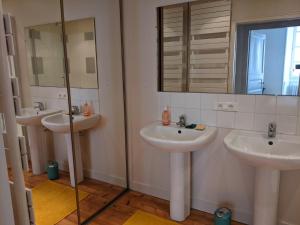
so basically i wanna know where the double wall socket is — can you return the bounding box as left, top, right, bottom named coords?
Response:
left=215, top=102, right=238, bottom=112
left=57, top=92, right=67, bottom=99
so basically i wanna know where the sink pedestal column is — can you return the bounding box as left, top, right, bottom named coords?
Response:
left=27, top=126, right=49, bottom=175
left=170, top=152, right=191, bottom=221
left=65, top=133, right=84, bottom=187
left=254, top=167, right=280, bottom=225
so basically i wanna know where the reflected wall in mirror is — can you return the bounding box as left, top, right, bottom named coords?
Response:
left=25, top=18, right=98, bottom=89
left=3, top=1, right=79, bottom=225
left=25, top=23, right=65, bottom=87
left=157, top=0, right=300, bottom=96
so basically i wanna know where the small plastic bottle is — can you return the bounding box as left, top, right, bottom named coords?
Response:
left=83, top=101, right=91, bottom=116
left=162, top=106, right=171, bottom=126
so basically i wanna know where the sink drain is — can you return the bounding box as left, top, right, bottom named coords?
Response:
left=268, top=141, right=273, bottom=145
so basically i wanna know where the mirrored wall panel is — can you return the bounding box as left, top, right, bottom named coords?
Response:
left=158, top=0, right=300, bottom=96
left=2, top=1, right=79, bottom=225
left=235, top=21, right=300, bottom=96
left=63, top=0, right=127, bottom=223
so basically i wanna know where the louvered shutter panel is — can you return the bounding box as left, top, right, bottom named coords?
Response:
left=188, top=0, right=231, bottom=93
left=161, top=5, right=187, bottom=92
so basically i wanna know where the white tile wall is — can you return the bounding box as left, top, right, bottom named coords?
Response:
left=30, top=86, right=100, bottom=113
left=158, top=93, right=300, bottom=135
left=276, top=96, right=298, bottom=115
left=217, top=111, right=235, bottom=128
left=254, top=95, right=276, bottom=114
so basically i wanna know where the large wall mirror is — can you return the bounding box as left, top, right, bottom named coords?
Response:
left=25, top=18, right=98, bottom=89
left=157, top=0, right=300, bottom=96
left=3, top=0, right=127, bottom=224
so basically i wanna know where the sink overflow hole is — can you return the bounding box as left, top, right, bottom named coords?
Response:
left=268, top=141, right=273, bottom=145
left=178, top=130, right=182, bottom=134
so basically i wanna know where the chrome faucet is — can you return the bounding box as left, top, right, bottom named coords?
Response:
left=33, top=102, right=45, bottom=111
left=268, top=122, right=276, bottom=138
left=176, top=115, right=186, bottom=127
left=71, top=105, right=80, bottom=115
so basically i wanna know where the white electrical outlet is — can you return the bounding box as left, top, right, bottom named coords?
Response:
left=57, top=92, right=67, bottom=99
left=215, top=102, right=238, bottom=112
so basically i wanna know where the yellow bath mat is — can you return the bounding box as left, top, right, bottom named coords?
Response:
left=32, top=180, right=88, bottom=225
left=123, top=210, right=179, bottom=225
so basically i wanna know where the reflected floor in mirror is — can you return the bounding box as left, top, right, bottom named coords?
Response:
left=8, top=168, right=124, bottom=224
left=88, top=192, right=245, bottom=225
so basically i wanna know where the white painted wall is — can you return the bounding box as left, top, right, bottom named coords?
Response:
left=123, top=0, right=300, bottom=224
left=3, top=0, right=127, bottom=187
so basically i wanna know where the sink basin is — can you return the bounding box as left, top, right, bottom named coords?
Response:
left=224, top=130, right=300, bottom=225
left=41, top=113, right=100, bottom=133
left=224, top=130, right=300, bottom=170
left=140, top=122, right=217, bottom=221
left=140, top=123, right=217, bottom=153
left=16, top=108, right=62, bottom=126
left=42, top=112, right=100, bottom=187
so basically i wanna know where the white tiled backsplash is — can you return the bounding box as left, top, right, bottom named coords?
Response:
left=30, top=86, right=100, bottom=113
left=158, top=93, right=300, bottom=135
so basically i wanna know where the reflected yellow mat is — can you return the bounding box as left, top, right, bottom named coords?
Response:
left=32, top=180, right=88, bottom=225
left=123, top=211, right=179, bottom=225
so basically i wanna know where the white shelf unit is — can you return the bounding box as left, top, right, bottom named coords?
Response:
left=1, top=13, right=31, bottom=225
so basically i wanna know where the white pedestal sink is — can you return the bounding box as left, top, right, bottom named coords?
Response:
left=140, top=122, right=217, bottom=221
left=224, top=130, right=300, bottom=225
left=41, top=113, right=100, bottom=187
left=16, top=108, right=62, bottom=175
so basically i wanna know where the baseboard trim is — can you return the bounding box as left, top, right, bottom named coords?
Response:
left=131, top=181, right=169, bottom=200
left=83, top=169, right=126, bottom=187
left=192, top=197, right=252, bottom=224
left=131, top=180, right=252, bottom=224
left=56, top=160, right=126, bottom=187
left=279, top=220, right=297, bottom=225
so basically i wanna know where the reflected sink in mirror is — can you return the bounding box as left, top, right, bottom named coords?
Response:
left=140, top=122, right=217, bottom=221
left=224, top=130, right=300, bottom=225
left=16, top=108, right=62, bottom=126
left=41, top=113, right=100, bottom=133
left=42, top=113, right=101, bottom=187
left=16, top=108, right=62, bottom=175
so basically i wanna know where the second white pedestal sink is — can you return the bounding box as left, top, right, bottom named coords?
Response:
left=224, top=130, right=300, bottom=225
left=42, top=113, right=100, bottom=186
left=16, top=108, right=62, bottom=175
left=140, top=122, right=217, bottom=221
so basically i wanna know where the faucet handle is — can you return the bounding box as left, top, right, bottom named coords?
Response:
left=268, top=122, right=276, bottom=129
left=176, top=114, right=186, bottom=127
left=33, top=101, right=45, bottom=111
left=268, top=121, right=276, bottom=138
left=71, top=105, right=80, bottom=115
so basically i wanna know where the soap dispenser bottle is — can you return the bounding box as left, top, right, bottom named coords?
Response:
left=162, top=106, right=171, bottom=126
left=83, top=101, right=91, bottom=117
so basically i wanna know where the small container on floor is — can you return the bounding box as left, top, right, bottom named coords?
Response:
left=47, top=161, right=59, bottom=180
left=214, top=207, right=232, bottom=225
